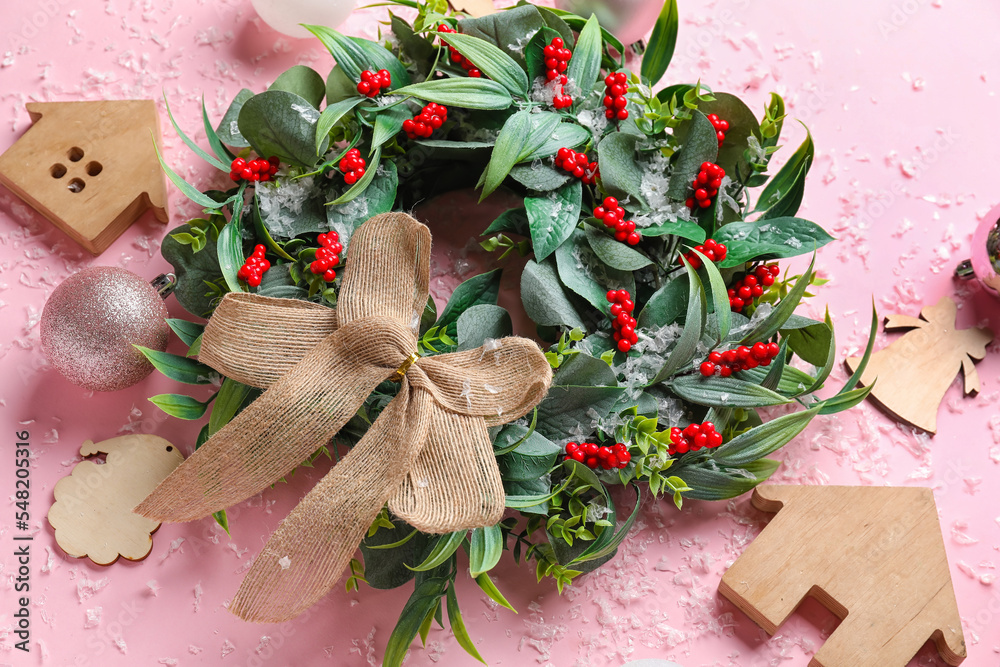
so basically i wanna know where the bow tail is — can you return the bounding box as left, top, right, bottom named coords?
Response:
left=136, top=332, right=386, bottom=522
left=389, top=406, right=505, bottom=534
left=229, top=384, right=433, bottom=622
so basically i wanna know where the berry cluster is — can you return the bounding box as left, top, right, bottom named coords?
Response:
left=237, top=244, right=271, bottom=287
left=707, top=113, right=729, bottom=147
left=438, top=25, right=481, bottom=77
left=607, top=289, right=638, bottom=352
left=602, top=72, right=629, bottom=121
left=230, top=156, right=279, bottom=183
left=685, top=162, right=726, bottom=210
left=594, top=196, right=641, bottom=246
left=729, top=264, right=780, bottom=311
left=403, top=103, right=448, bottom=139
left=357, top=69, right=391, bottom=98
left=699, top=342, right=781, bottom=377
left=555, top=147, right=598, bottom=185
left=339, top=148, right=366, bottom=185
left=679, top=238, right=727, bottom=269
left=564, top=441, right=631, bottom=470
left=667, top=422, right=723, bottom=456
left=309, top=232, right=343, bottom=283
left=543, top=37, right=573, bottom=109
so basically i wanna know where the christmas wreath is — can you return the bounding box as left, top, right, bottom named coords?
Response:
left=143, top=0, right=874, bottom=662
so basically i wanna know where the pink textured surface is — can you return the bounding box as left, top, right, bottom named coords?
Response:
left=1, top=1, right=999, bottom=665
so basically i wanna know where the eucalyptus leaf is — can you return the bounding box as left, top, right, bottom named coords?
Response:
left=584, top=225, right=652, bottom=271
left=637, top=275, right=687, bottom=330
left=456, top=304, right=512, bottom=350
left=269, top=65, right=326, bottom=108
left=715, top=218, right=833, bottom=268
left=215, top=88, right=253, bottom=147
left=161, top=222, right=223, bottom=317
left=556, top=228, right=635, bottom=313
left=436, top=269, right=502, bottom=337
left=238, top=91, right=326, bottom=168
left=495, top=426, right=561, bottom=482
left=521, top=258, right=586, bottom=330
left=360, top=518, right=431, bottom=589
left=697, top=92, right=762, bottom=181
left=484, top=208, right=529, bottom=236
left=536, top=385, right=626, bottom=440
left=509, top=163, right=571, bottom=192
left=526, top=178, right=582, bottom=261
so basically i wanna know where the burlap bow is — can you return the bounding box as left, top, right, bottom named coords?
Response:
left=136, top=213, right=552, bottom=622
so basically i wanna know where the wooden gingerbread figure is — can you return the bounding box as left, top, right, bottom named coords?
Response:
left=47, top=434, right=184, bottom=565
left=846, top=296, right=993, bottom=434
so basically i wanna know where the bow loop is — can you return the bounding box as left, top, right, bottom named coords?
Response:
left=336, top=316, right=418, bottom=376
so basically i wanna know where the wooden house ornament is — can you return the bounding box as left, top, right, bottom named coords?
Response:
left=0, top=100, right=169, bottom=255
left=720, top=485, right=966, bottom=667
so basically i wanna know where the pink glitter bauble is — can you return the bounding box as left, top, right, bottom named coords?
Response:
left=40, top=267, right=170, bottom=392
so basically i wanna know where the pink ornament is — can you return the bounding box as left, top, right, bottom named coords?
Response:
left=956, top=203, right=1000, bottom=298
left=40, top=267, right=172, bottom=392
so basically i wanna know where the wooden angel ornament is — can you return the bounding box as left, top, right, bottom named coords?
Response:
left=846, top=296, right=993, bottom=434
left=47, top=434, right=184, bottom=565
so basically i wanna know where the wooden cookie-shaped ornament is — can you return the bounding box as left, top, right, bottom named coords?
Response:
left=47, top=434, right=184, bottom=565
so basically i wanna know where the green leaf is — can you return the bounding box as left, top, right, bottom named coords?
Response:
left=758, top=163, right=807, bottom=220
left=536, top=386, right=626, bottom=440
left=436, top=269, right=502, bottom=338
left=537, top=7, right=574, bottom=47
left=474, top=573, right=516, bottom=613
left=573, top=484, right=641, bottom=564
left=201, top=97, right=234, bottom=164
left=521, top=122, right=591, bottom=162
left=238, top=91, right=326, bottom=168
left=217, top=207, right=245, bottom=294
left=596, top=132, right=646, bottom=208
left=384, top=578, right=448, bottom=667
left=696, top=92, right=762, bottom=182
left=468, top=525, right=504, bottom=578
left=651, top=260, right=705, bottom=383
left=564, top=14, right=602, bottom=104
left=526, top=179, right=582, bottom=261
left=637, top=275, right=687, bottom=330
left=556, top=229, right=635, bottom=312
left=817, top=385, right=873, bottom=415
left=693, top=249, right=730, bottom=343
left=711, top=407, right=819, bottom=466
left=481, top=110, right=561, bottom=199
left=457, top=4, right=545, bottom=68
left=446, top=587, right=486, bottom=664
left=315, top=97, right=363, bottom=155
left=678, top=459, right=780, bottom=500
left=509, top=163, right=572, bottom=192
left=148, top=393, right=211, bottom=420
left=393, top=78, right=513, bottom=110
left=670, top=375, right=792, bottom=408
left=520, top=258, right=586, bottom=330
left=391, top=14, right=436, bottom=73
left=134, top=346, right=218, bottom=385
left=326, top=159, right=397, bottom=234
left=640, top=219, right=706, bottom=242
left=208, top=377, right=257, bottom=435
left=437, top=31, right=529, bottom=97
left=371, top=105, right=410, bottom=154
left=552, top=352, right=617, bottom=387
left=457, top=304, right=512, bottom=351
left=666, top=111, right=719, bottom=200
left=215, top=89, right=253, bottom=147
left=495, top=425, right=561, bottom=482
left=164, top=95, right=229, bottom=172
left=525, top=26, right=564, bottom=81
left=584, top=225, right=652, bottom=271
left=360, top=518, right=431, bottom=589
left=166, top=319, right=205, bottom=347
left=306, top=26, right=410, bottom=87
left=152, top=138, right=225, bottom=210
left=755, top=126, right=814, bottom=212
left=250, top=194, right=295, bottom=261
left=640, top=0, right=679, bottom=86
left=738, top=363, right=818, bottom=397
left=268, top=65, right=326, bottom=108
left=161, top=222, right=224, bottom=317
left=716, top=217, right=833, bottom=267
left=543, top=8, right=625, bottom=55
left=738, top=255, right=815, bottom=343
left=330, top=146, right=382, bottom=205
left=782, top=317, right=832, bottom=367
left=484, top=207, right=529, bottom=236
left=408, top=531, right=466, bottom=572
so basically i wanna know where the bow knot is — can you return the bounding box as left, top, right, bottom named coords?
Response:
left=136, top=213, right=552, bottom=623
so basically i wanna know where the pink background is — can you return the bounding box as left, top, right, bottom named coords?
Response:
left=2, top=0, right=1000, bottom=665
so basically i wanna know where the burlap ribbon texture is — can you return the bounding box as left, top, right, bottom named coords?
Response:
left=136, top=213, right=552, bottom=622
